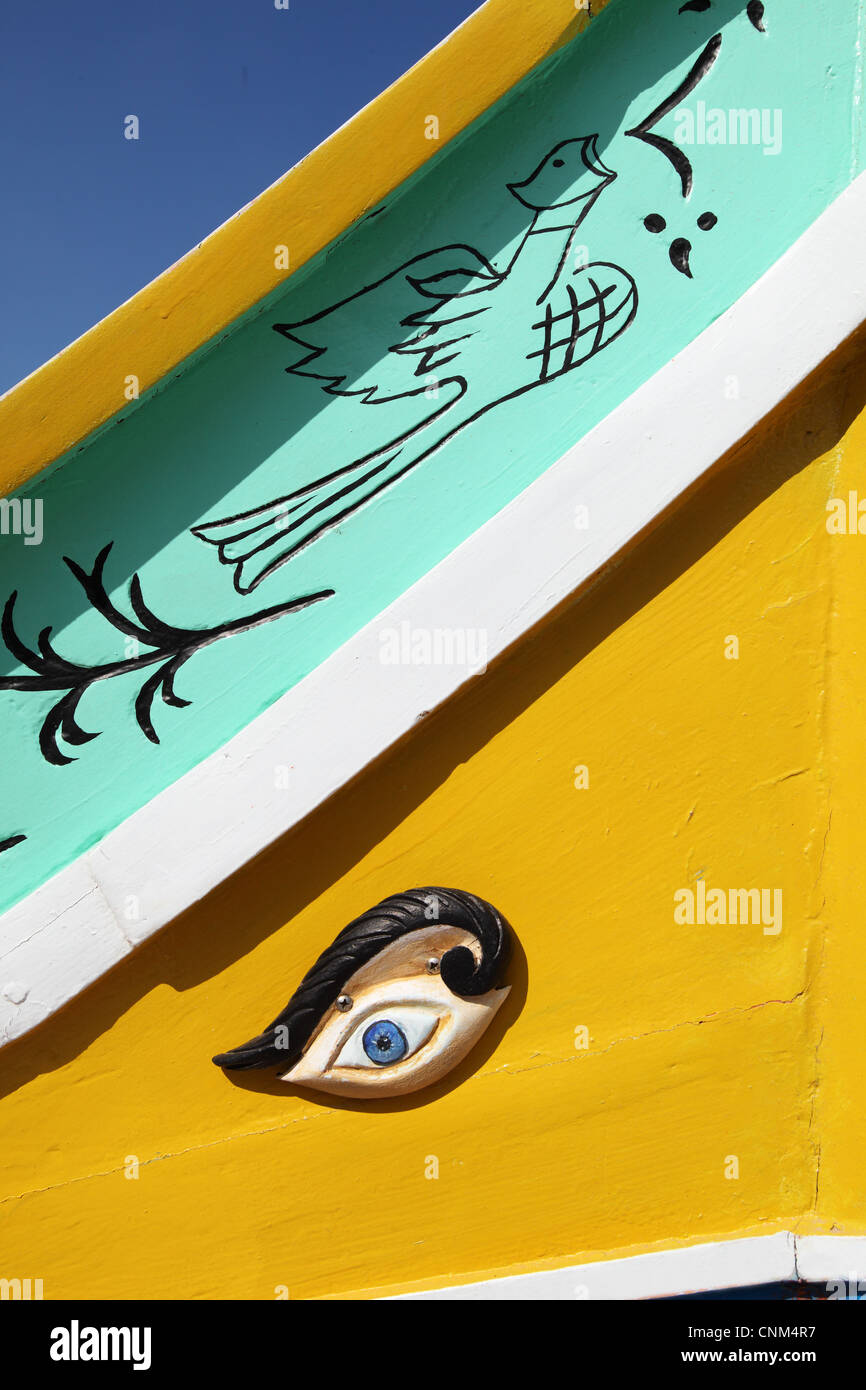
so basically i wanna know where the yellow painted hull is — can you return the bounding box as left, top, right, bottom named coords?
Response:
left=2, top=330, right=864, bottom=1298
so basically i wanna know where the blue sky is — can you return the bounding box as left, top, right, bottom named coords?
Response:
left=0, top=0, right=480, bottom=394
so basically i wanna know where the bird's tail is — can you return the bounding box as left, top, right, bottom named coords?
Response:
left=193, top=498, right=309, bottom=596
left=194, top=394, right=468, bottom=594
left=192, top=448, right=403, bottom=595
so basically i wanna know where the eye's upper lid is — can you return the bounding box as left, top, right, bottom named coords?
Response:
left=303, top=923, right=481, bottom=1051
left=293, top=975, right=464, bottom=1077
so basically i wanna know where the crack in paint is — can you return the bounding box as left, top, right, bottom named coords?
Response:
left=760, top=587, right=822, bottom=616
left=485, top=987, right=811, bottom=1080
left=810, top=1024, right=825, bottom=1213
left=852, top=0, right=865, bottom=183
left=0, top=1111, right=330, bottom=1207
left=802, top=445, right=841, bottom=1225
left=0, top=990, right=815, bottom=1207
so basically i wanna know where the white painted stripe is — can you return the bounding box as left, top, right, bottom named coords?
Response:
left=387, top=1233, right=866, bottom=1299
left=2, top=173, right=866, bottom=1044
left=0, top=862, right=131, bottom=1045
left=796, top=1236, right=866, bottom=1282
left=389, top=1233, right=796, bottom=1300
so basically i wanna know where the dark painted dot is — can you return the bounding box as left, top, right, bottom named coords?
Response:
left=669, top=238, right=693, bottom=278
left=644, top=213, right=666, bottom=233
left=679, top=0, right=712, bottom=12
left=697, top=211, right=718, bottom=231
left=552, top=158, right=565, bottom=167
left=747, top=1, right=766, bottom=33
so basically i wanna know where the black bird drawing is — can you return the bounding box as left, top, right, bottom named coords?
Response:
left=194, top=136, right=638, bottom=594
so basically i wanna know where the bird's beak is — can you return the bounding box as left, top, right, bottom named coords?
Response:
left=583, top=134, right=616, bottom=184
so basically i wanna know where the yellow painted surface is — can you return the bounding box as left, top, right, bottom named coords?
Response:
left=1, top=331, right=864, bottom=1298
left=0, top=0, right=607, bottom=498
left=800, top=342, right=866, bottom=1235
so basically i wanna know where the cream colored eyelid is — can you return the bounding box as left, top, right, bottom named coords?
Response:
left=292, top=976, right=460, bottom=1074
left=281, top=974, right=510, bottom=1096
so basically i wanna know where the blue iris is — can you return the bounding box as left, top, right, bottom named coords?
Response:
left=362, top=1019, right=408, bottom=1066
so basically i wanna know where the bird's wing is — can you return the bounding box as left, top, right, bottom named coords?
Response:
left=527, top=262, right=638, bottom=382
left=274, top=243, right=500, bottom=403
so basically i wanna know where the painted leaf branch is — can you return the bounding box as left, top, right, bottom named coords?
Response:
left=0, top=544, right=334, bottom=767
left=625, top=33, right=722, bottom=197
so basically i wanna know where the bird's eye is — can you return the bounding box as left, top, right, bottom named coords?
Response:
left=334, top=1005, right=439, bottom=1069
left=552, top=158, right=565, bottom=167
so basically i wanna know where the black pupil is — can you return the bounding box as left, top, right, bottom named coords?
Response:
left=552, top=158, right=565, bottom=167
left=376, top=1034, right=392, bottom=1052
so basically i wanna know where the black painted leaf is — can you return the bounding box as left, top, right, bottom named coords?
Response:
left=134, top=654, right=195, bottom=743
left=1, top=592, right=44, bottom=676
left=38, top=689, right=101, bottom=764
left=128, top=574, right=189, bottom=646
left=160, top=654, right=193, bottom=710
left=60, top=691, right=101, bottom=747
left=64, top=543, right=151, bottom=644
left=36, top=625, right=89, bottom=679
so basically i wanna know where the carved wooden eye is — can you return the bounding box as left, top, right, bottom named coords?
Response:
left=286, top=969, right=508, bottom=1097
left=213, top=887, right=514, bottom=1100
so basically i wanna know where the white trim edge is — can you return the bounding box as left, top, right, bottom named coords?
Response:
left=3, top=173, right=866, bottom=1044
left=385, top=1234, right=866, bottom=1300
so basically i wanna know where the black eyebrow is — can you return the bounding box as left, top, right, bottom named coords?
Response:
left=212, top=885, right=512, bottom=1071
